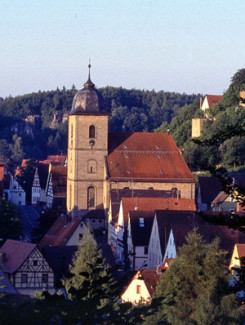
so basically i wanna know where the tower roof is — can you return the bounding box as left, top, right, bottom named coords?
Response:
left=70, top=62, right=103, bottom=114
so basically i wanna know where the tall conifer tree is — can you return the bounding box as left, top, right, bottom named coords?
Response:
left=145, top=231, right=245, bottom=325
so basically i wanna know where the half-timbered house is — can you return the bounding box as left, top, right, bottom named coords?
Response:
left=0, top=239, right=54, bottom=295
left=9, top=174, right=26, bottom=206
left=113, top=195, right=196, bottom=265
left=32, top=163, right=49, bottom=205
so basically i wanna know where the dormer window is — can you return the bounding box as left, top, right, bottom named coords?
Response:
left=89, top=125, right=95, bottom=138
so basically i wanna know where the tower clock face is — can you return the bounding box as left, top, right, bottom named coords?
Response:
left=89, top=139, right=95, bottom=147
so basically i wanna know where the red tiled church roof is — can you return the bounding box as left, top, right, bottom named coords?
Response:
left=107, top=133, right=195, bottom=183
left=121, top=197, right=196, bottom=226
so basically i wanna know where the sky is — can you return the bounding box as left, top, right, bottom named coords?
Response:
left=0, top=0, right=245, bottom=98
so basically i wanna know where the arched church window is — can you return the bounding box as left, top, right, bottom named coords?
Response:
left=89, top=125, right=95, bottom=138
left=87, top=186, right=95, bottom=209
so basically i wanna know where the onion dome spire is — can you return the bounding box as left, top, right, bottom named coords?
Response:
left=70, top=60, right=103, bottom=114
left=83, top=59, right=95, bottom=89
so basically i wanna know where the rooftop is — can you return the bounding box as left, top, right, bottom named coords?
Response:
left=107, top=133, right=196, bottom=183
left=0, top=240, right=36, bottom=274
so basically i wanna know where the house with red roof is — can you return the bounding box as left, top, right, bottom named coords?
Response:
left=38, top=215, right=85, bottom=248
left=39, top=209, right=106, bottom=248
left=211, top=191, right=237, bottom=212
left=114, top=196, right=196, bottom=269
left=192, top=95, right=223, bottom=137
left=230, top=243, right=245, bottom=272
left=198, top=175, right=245, bottom=212
left=108, top=188, right=172, bottom=255
left=113, top=196, right=196, bottom=264
left=201, top=94, right=223, bottom=112
left=147, top=211, right=203, bottom=268
left=148, top=210, right=245, bottom=269
left=229, top=243, right=245, bottom=291
left=121, top=268, right=162, bottom=305
left=0, top=239, right=54, bottom=295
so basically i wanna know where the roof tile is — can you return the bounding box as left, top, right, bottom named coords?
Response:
left=107, top=133, right=195, bottom=182
left=0, top=240, right=36, bottom=273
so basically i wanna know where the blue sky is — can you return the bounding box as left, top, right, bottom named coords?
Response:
left=0, top=0, right=244, bottom=97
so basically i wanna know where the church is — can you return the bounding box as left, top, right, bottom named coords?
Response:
left=66, top=64, right=196, bottom=228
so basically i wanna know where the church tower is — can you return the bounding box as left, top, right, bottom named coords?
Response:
left=67, top=64, right=109, bottom=217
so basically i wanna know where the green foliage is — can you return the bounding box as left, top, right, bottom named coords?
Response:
left=154, top=121, right=169, bottom=133
left=169, top=98, right=201, bottom=148
left=0, top=231, right=153, bottom=324
left=9, top=134, right=24, bottom=164
left=145, top=231, right=245, bottom=325
left=170, top=68, right=245, bottom=170
left=0, top=198, right=24, bottom=244
left=0, top=86, right=197, bottom=166
left=64, top=231, right=102, bottom=293
left=221, top=68, right=245, bottom=108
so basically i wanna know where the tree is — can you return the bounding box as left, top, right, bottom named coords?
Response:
left=145, top=231, right=245, bottom=325
left=221, top=68, right=245, bottom=108
left=0, top=198, right=24, bottom=244
left=64, top=231, right=102, bottom=293
left=9, top=134, right=24, bottom=164
left=7, top=231, right=146, bottom=325
left=154, top=121, right=169, bottom=133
